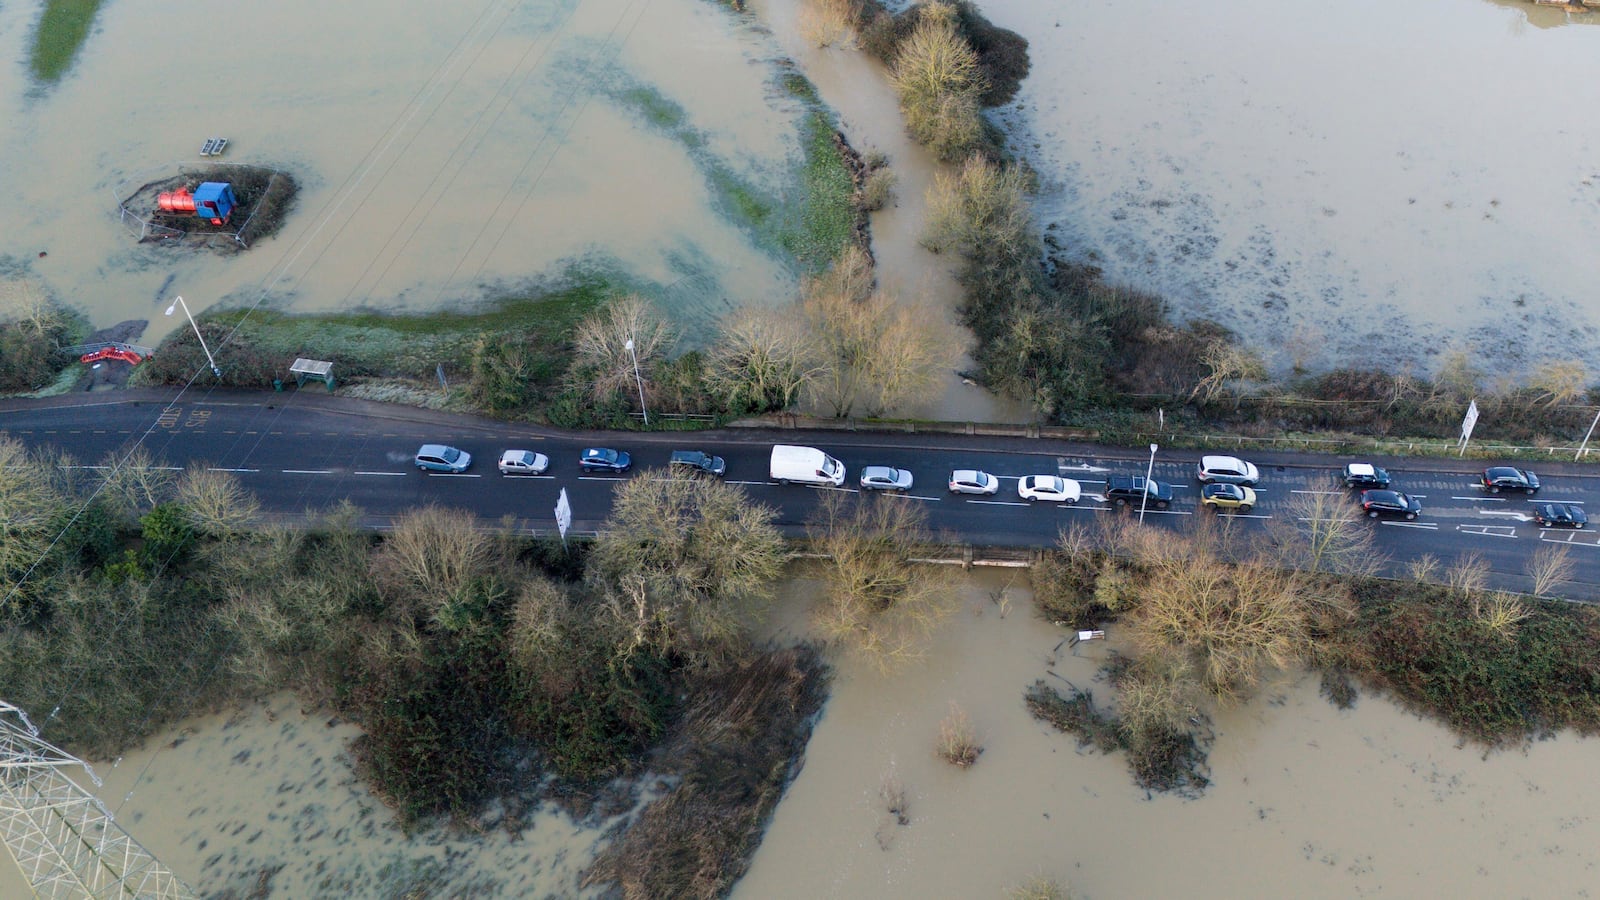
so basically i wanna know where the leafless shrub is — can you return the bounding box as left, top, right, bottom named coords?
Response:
left=1527, top=544, right=1575, bottom=597
left=798, top=0, right=855, bottom=47
left=1406, top=553, right=1441, bottom=583
left=1445, top=551, right=1490, bottom=597
left=370, top=505, right=494, bottom=626
left=801, top=249, right=953, bottom=418
left=889, top=2, right=986, bottom=160
left=1527, top=359, right=1588, bottom=408
left=569, top=294, right=675, bottom=406
left=922, top=154, right=1034, bottom=259
left=808, top=492, right=955, bottom=671
left=1270, top=477, right=1385, bottom=577
left=590, top=471, right=785, bottom=663
left=703, top=305, right=820, bottom=413
left=1189, top=338, right=1268, bottom=405
left=175, top=465, right=261, bottom=538
left=936, top=700, right=981, bottom=767
left=1471, top=591, right=1531, bottom=641
left=94, top=446, right=174, bottom=523
left=861, top=165, right=897, bottom=212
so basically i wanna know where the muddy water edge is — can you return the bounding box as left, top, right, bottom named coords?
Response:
left=749, top=0, right=1035, bottom=424
left=737, top=571, right=1600, bottom=898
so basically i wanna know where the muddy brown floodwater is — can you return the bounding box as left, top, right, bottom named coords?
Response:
left=738, top=572, right=1600, bottom=898
left=4, top=570, right=1597, bottom=897
left=977, top=0, right=1600, bottom=378
left=0, top=0, right=799, bottom=345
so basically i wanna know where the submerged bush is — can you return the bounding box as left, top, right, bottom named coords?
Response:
left=889, top=3, right=987, bottom=161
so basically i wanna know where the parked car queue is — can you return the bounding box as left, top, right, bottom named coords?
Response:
left=413, top=444, right=1581, bottom=527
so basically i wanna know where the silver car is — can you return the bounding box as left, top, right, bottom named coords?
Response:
left=498, top=449, right=550, bottom=475
left=948, top=469, right=999, bottom=495
left=860, top=466, right=914, bottom=492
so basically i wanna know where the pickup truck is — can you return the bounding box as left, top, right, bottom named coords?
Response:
left=1104, top=475, right=1174, bottom=509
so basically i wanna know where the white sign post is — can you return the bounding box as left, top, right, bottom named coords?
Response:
left=1458, top=399, right=1479, bottom=458
left=554, top=487, right=572, bottom=551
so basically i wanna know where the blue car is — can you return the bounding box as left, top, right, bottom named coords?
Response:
left=580, top=447, right=632, bottom=474
left=415, top=444, right=472, bottom=473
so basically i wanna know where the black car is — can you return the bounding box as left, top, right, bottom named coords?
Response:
left=1360, top=489, right=1422, bottom=520
left=1481, top=466, right=1539, bottom=494
left=1534, top=503, right=1587, bottom=529
left=580, top=447, right=632, bottom=474
left=1105, top=475, right=1174, bottom=510
left=670, top=449, right=726, bottom=477
left=1342, top=463, right=1391, bottom=489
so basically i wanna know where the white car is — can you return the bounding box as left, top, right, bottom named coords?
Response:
left=498, top=449, right=550, bottom=475
left=860, top=465, right=914, bottom=492
left=1018, top=475, right=1081, bottom=504
left=1197, top=454, right=1260, bottom=486
left=948, top=469, right=999, bottom=495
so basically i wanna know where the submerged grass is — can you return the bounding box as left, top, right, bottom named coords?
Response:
left=134, top=267, right=618, bottom=386
left=30, top=0, right=105, bottom=82
left=612, top=76, right=856, bottom=272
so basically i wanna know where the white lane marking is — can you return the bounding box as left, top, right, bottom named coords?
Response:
left=727, top=480, right=769, bottom=486
left=497, top=474, right=556, bottom=480
left=1456, top=524, right=1518, bottom=538
left=969, top=499, right=1027, bottom=507
left=898, top=494, right=942, bottom=502
left=1477, top=510, right=1533, bottom=521
left=353, top=471, right=408, bottom=477
left=1059, top=462, right=1111, bottom=473
left=1219, top=513, right=1273, bottom=520
left=429, top=473, right=481, bottom=478
left=1455, top=496, right=1505, bottom=502
left=1538, top=531, right=1600, bottom=547
left=1379, top=521, right=1438, bottom=530
left=1290, top=489, right=1342, bottom=495
left=578, top=475, right=630, bottom=481
left=207, top=467, right=259, bottom=473
left=283, top=469, right=333, bottom=475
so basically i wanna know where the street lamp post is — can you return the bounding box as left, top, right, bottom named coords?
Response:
left=1139, top=442, right=1158, bottom=524
left=165, top=296, right=221, bottom=380
left=624, top=338, right=648, bottom=426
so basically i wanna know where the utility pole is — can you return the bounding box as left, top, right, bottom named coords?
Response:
left=0, top=700, right=194, bottom=899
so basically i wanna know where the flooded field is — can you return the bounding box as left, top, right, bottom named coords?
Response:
left=8, top=572, right=1594, bottom=897
left=0, top=0, right=803, bottom=345
left=739, top=572, right=1600, bottom=898
left=979, top=0, right=1600, bottom=376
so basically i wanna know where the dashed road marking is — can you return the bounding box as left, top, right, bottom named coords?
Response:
left=353, top=471, right=408, bottom=477
left=282, top=469, right=334, bottom=475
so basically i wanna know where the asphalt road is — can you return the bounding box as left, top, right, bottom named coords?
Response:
left=5, top=388, right=1600, bottom=600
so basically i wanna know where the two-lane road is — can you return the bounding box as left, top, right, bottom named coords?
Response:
left=5, top=390, right=1599, bottom=600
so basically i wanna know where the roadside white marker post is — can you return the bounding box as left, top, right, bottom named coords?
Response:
left=1139, top=442, right=1157, bottom=524
left=555, top=487, right=572, bottom=552
left=1458, top=399, right=1479, bottom=458
left=1578, top=407, right=1600, bottom=462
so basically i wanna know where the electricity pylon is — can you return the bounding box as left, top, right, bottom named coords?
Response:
left=0, top=701, right=194, bottom=899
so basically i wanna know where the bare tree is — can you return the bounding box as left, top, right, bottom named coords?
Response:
left=1527, top=359, right=1589, bottom=409
left=922, top=154, right=1036, bottom=260
left=807, top=492, right=954, bottom=671
left=803, top=281, right=953, bottom=418
left=570, top=294, right=675, bottom=406
left=589, top=471, right=785, bottom=663
left=888, top=2, right=986, bottom=160
left=1270, top=478, right=1386, bottom=577
left=1126, top=538, right=1314, bottom=702
left=95, top=447, right=175, bottom=523
left=371, top=505, right=495, bottom=627
left=1189, top=339, right=1267, bottom=405
left=703, top=305, right=821, bottom=413
left=1527, top=544, right=1575, bottom=597
left=175, top=466, right=261, bottom=538
left=1444, top=551, right=1490, bottom=597
left=1471, top=592, right=1531, bottom=641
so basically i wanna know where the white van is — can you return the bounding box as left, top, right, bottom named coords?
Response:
left=770, top=444, right=845, bottom=487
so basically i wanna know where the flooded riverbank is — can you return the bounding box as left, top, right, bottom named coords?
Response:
left=979, top=0, right=1600, bottom=377
left=5, top=570, right=1597, bottom=897
left=739, top=571, right=1600, bottom=897
left=0, top=0, right=805, bottom=345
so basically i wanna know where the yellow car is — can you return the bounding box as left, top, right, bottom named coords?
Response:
left=1200, top=482, right=1257, bottom=513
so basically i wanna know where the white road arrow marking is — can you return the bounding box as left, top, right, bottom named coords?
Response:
left=1478, top=510, right=1533, bottom=522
